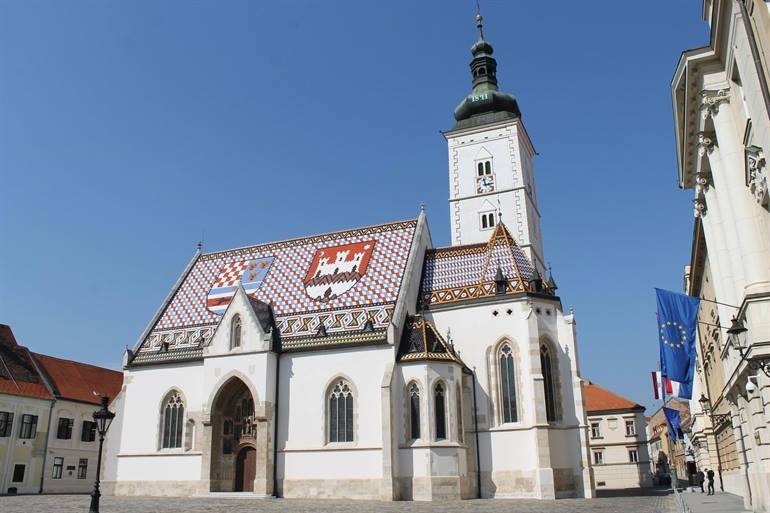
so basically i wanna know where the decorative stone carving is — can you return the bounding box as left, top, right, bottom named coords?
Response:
left=745, top=145, right=769, bottom=209
left=697, top=131, right=715, bottom=157
left=701, top=89, right=731, bottom=119
left=694, top=190, right=708, bottom=218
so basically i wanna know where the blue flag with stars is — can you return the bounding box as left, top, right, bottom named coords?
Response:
left=663, top=406, right=684, bottom=441
left=656, top=288, right=700, bottom=383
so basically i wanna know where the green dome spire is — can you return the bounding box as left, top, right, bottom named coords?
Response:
left=453, top=12, right=520, bottom=128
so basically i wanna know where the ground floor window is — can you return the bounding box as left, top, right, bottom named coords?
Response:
left=629, top=449, right=638, bottom=463
left=52, top=457, right=64, bottom=479
left=12, top=464, right=25, bottom=483
left=593, top=451, right=604, bottom=465
left=77, top=458, right=88, bottom=479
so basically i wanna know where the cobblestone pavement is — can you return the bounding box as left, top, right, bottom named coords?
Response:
left=0, top=489, right=675, bottom=513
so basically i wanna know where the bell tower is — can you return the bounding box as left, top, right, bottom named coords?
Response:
left=444, top=12, right=545, bottom=272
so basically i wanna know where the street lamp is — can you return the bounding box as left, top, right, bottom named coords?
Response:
left=89, top=396, right=115, bottom=513
left=698, top=393, right=728, bottom=492
left=727, top=316, right=770, bottom=378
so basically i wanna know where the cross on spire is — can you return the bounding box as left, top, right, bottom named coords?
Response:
left=475, top=1, right=485, bottom=40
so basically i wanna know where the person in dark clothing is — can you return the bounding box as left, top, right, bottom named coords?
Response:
left=707, top=468, right=715, bottom=495
left=696, top=469, right=705, bottom=493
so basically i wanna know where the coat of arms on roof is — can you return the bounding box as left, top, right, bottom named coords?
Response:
left=206, top=256, right=275, bottom=315
left=303, top=240, right=376, bottom=302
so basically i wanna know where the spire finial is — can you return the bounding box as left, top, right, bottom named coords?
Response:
left=475, top=1, right=485, bottom=40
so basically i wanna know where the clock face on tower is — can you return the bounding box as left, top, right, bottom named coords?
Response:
left=476, top=174, right=496, bottom=194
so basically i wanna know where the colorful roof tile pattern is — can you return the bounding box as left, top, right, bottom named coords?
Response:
left=420, top=223, right=537, bottom=306
left=397, top=316, right=463, bottom=364
left=139, top=220, right=417, bottom=354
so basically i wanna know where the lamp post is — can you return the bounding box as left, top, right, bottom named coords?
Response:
left=89, top=396, right=115, bottom=513
left=699, top=393, right=728, bottom=493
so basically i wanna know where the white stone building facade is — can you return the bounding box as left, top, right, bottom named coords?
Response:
left=672, top=1, right=770, bottom=511
left=104, top=17, right=594, bottom=501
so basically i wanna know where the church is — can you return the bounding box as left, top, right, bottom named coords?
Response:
left=103, top=14, right=595, bottom=501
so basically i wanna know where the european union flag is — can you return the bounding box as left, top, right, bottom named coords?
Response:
left=656, top=288, right=700, bottom=383
left=663, top=406, right=684, bottom=441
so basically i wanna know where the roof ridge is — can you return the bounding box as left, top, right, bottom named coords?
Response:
left=201, top=217, right=419, bottom=258
left=32, top=352, right=122, bottom=374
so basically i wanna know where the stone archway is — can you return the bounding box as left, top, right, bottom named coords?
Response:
left=207, top=377, right=264, bottom=493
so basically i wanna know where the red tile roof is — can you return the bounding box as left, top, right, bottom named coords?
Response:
left=33, top=354, right=122, bottom=405
left=584, top=382, right=644, bottom=413
left=0, top=325, right=52, bottom=400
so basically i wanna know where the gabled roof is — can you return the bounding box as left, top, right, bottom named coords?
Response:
left=135, top=219, right=418, bottom=359
left=420, top=223, right=546, bottom=307
left=33, top=353, right=122, bottom=405
left=0, top=324, right=52, bottom=400
left=397, top=316, right=463, bottom=364
left=584, top=382, right=644, bottom=414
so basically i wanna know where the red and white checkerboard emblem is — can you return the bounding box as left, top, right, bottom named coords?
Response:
left=303, top=241, right=376, bottom=302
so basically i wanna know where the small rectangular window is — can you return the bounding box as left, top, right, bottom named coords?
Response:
left=81, top=421, right=96, bottom=442
left=19, top=414, right=37, bottom=439
left=591, top=422, right=601, bottom=438
left=57, top=418, right=74, bottom=440
left=593, top=451, right=603, bottom=465
left=52, top=457, right=64, bottom=479
left=0, top=411, right=13, bottom=437
left=77, top=459, right=88, bottom=479
left=629, top=449, right=638, bottom=463
left=625, top=420, right=636, bottom=436
left=12, top=464, right=25, bottom=483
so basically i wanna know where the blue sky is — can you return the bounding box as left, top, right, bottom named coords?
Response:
left=0, top=1, right=708, bottom=410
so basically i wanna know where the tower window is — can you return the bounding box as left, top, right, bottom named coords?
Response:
left=485, top=161, right=491, bottom=174
left=477, top=160, right=492, bottom=176
left=477, top=162, right=484, bottom=176
left=480, top=212, right=496, bottom=230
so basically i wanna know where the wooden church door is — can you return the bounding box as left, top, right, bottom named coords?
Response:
left=234, top=446, right=256, bottom=492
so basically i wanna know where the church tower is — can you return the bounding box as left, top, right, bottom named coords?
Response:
left=444, top=13, right=545, bottom=272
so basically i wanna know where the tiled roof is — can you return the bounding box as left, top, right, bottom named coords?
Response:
left=584, top=382, right=644, bottom=413
left=137, top=219, right=418, bottom=357
left=33, top=354, right=122, bottom=405
left=419, top=223, right=539, bottom=307
left=0, top=325, right=52, bottom=400
left=397, top=316, right=463, bottom=364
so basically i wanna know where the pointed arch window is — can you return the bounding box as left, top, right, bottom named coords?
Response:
left=230, top=315, right=242, bottom=349
left=540, top=344, right=557, bottom=422
left=408, top=382, right=420, bottom=440
left=328, top=379, right=354, bottom=443
left=161, top=392, right=185, bottom=449
left=434, top=383, right=447, bottom=441
left=499, top=343, right=518, bottom=423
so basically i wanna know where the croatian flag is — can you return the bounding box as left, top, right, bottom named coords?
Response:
left=652, top=371, right=692, bottom=400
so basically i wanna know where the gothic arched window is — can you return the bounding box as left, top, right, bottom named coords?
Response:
left=499, top=343, right=518, bottom=423
left=328, top=379, right=354, bottom=443
left=484, top=161, right=491, bottom=174
left=408, top=382, right=420, bottom=440
left=230, top=315, right=242, bottom=349
left=540, top=344, right=557, bottom=422
left=161, top=391, right=185, bottom=449
left=434, top=382, right=447, bottom=441
left=477, top=162, right=484, bottom=176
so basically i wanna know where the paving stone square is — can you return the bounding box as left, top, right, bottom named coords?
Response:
left=0, top=490, right=676, bottom=513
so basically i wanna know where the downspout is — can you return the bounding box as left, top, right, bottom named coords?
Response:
left=738, top=0, right=770, bottom=119
left=39, top=398, right=56, bottom=494
left=462, top=365, right=482, bottom=499
left=272, top=344, right=280, bottom=497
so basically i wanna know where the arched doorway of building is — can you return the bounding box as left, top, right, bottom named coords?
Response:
left=209, top=376, right=259, bottom=492
left=235, top=446, right=256, bottom=492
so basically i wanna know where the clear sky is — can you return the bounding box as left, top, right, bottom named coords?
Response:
left=0, top=1, right=708, bottom=411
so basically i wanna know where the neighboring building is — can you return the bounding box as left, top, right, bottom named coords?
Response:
left=584, top=382, right=651, bottom=489
left=671, top=1, right=770, bottom=511
left=0, top=325, right=53, bottom=494
left=104, top=15, right=595, bottom=502
left=646, top=399, right=691, bottom=483
left=0, top=324, right=122, bottom=494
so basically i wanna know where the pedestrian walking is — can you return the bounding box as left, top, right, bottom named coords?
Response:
left=707, top=468, right=715, bottom=495
left=696, top=469, right=705, bottom=493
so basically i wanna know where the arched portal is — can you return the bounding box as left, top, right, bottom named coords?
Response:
left=209, top=377, right=258, bottom=492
